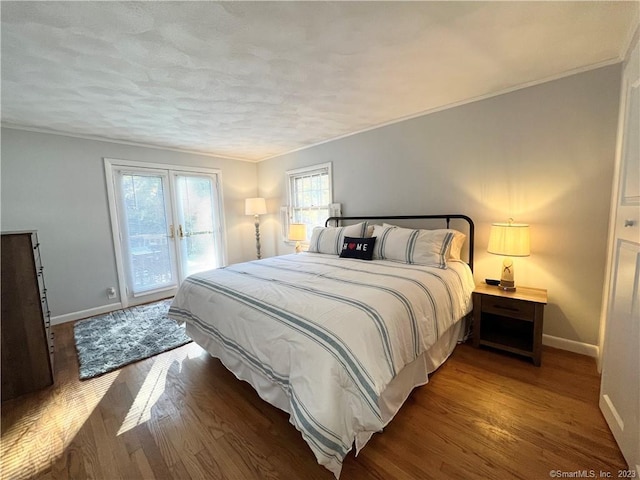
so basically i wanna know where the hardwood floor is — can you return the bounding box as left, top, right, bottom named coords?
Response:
left=1, top=322, right=626, bottom=480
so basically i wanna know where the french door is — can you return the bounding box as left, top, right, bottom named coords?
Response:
left=105, top=159, right=226, bottom=307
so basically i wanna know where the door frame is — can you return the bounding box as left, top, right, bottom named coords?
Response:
left=597, top=24, right=639, bottom=472
left=598, top=29, right=640, bottom=371
left=113, top=165, right=180, bottom=299
left=104, top=158, right=227, bottom=308
left=169, top=169, right=228, bottom=282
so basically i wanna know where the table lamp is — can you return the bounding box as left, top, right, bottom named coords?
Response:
left=245, top=197, right=267, bottom=259
left=487, top=219, right=530, bottom=291
left=288, top=223, right=307, bottom=254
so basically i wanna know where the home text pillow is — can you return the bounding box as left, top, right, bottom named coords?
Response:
left=382, top=223, right=466, bottom=260
left=372, top=224, right=454, bottom=268
left=308, top=222, right=368, bottom=255
left=339, top=236, right=376, bottom=260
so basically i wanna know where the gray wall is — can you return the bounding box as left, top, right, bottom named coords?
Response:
left=0, top=64, right=622, bottom=347
left=1, top=128, right=258, bottom=319
left=257, top=65, right=622, bottom=347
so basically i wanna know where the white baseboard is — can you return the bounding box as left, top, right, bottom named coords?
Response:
left=53, top=307, right=600, bottom=360
left=51, top=302, right=123, bottom=325
left=542, top=334, right=599, bottom=358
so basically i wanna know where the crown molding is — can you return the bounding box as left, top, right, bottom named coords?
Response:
left=0, top=123, right=257, bottom=163
left=257, top=57, right=623, bottom=162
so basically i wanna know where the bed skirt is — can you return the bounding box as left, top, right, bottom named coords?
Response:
left=186, top=314, right=468, bottom=457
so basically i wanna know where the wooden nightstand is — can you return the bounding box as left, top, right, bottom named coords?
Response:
left=472, top=283, right=547, bottom=366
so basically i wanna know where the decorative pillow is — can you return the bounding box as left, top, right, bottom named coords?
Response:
left=339, top=236, right=376, bottom=260
left=447, top=230, right=467, bottom=260
left=382, top=223, right=466, bottom=260
left=373, top=224, right=454, bottom=268
left=308, top=222, right=368, bottom=255
left=365, top=224, right=375, bottom=238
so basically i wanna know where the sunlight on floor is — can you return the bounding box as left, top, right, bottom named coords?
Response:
left=0, top=341, right=207, bottom=479
left=0, top=370, right=119, bottom=480
left=117, top=346, right=200, bottom=436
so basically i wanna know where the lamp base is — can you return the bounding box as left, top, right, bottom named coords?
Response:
left=498, top=283, right=516, bottom=292
left=254, top=216, right=262, bottom=259
left=499, top=257, right=516, bottom=291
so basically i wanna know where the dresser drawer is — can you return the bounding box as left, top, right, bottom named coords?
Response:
left=481, top=295, right=535, bottom=322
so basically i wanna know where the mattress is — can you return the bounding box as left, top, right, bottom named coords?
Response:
left=169, top=253, right=475, bottom=477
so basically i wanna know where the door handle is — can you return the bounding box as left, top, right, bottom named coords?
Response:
left=178, top=224, right=184, bottom=239
left=168, top=225, right=175, bottom=239
left=624, top=219, right=636, bottom=227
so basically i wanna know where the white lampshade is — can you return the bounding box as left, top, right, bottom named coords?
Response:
left=288, top=223, right=307, bottom=242
left=487, top=220, right=530, bottom=291
left=488, top=222, right=530, bottom=257
left=245, top=197, right=267, bottom=216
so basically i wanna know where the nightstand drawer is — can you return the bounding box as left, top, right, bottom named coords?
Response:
left=482, top=295, right=535, bottom=322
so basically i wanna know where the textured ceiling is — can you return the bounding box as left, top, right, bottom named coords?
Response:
left=1, top=2, right=637, bottom=161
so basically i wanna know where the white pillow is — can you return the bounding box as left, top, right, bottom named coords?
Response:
left=447, top=230, right=466, bottom=260
left=365, top=224, right=375, bottom=238
left=308, top=222, right=369, bottom=255
left=382, top=223, right=466, bottom=260
left=373, top=224, right=455, bottom=268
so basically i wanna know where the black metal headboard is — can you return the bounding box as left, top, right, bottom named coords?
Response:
left=325, top=214, right=475, bottom=271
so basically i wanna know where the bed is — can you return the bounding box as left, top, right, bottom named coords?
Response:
left=168, top=214, right=475, bottom=478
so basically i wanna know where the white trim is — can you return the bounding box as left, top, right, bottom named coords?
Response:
left=104, top=159, right=130, bottom=307
left=620, top=16, right=640, bottom=65
left=284, top=162, right=333, bottom=243
left=51, top=302, right=124, bottom=325
left=542, top=334, right=599, bottom=358
left=602, top=394, right=625, bottom=432
left=0, top=124, right=253, bottom=163
left=169, top=168, right=229, bottom=272
left=597, top=27, right=640, bottom=372
left=285, top=161, right=332, bottom=177
left=598, top=62, right=629, bottom=370
left=280, top=206, right=291, bottom=245
left=104, top=158, right=223, bottom=176
left=328, top=203, right=342, bottom=218
left=285, top=162, right=333, bottom=205
left=104, top=158, right=227, bottom=307
left=132, top=285, right=176, bottom=298
left=51, top=289, right=177, bottom=324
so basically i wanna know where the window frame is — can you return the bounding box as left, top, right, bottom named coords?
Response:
left=284, top=162, right=333, bottom=243
left=104, top=158, right=227, bottom=307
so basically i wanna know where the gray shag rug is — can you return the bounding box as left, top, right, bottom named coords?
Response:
left=74, top=299, right=191, bottom=380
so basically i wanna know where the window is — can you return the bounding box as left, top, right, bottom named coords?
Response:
left=286, top=162, right=336, bottom=241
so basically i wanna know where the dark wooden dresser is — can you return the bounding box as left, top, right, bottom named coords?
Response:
left=1, top=231, right=54, bottom=401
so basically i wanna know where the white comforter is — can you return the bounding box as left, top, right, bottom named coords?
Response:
left=169, top=253, right=474, bottom=477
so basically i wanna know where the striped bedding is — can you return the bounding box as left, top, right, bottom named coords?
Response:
left=169, top=253, right=474, bottom=477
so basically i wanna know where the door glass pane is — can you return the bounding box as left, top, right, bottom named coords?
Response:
left=175, top=175, right=223, bottom=277
left=120, top=173, right=175, bottom=293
